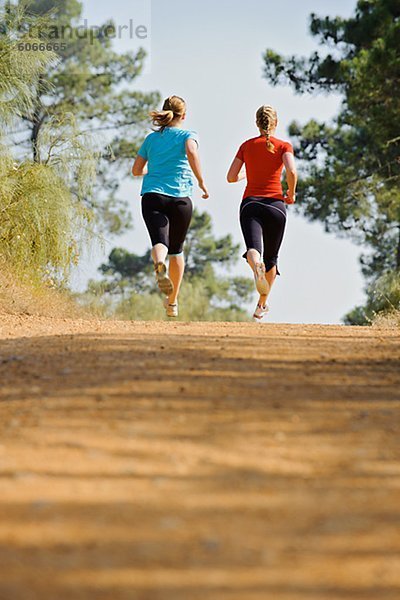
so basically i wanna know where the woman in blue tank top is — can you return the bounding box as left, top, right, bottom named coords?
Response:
left=132, top=95, right=209, bottom=318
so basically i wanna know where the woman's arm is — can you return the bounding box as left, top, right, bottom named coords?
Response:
left=227, top=157, right=246, bottom=183
left=283, top=152, right=297, bottom=204
left=185, top=138, right=209, bottom=199
left=132, top=155, right=148, bottom=177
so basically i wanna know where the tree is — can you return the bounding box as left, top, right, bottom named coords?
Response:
left=84, top=209, right=254, bottom=321
left=5, top=0, right=160, bottom=235
left=0, top=6, right=97, bottom=279
left=344, top=271, right=400, bottom=325
left=263, top=0, right=400, bottom=322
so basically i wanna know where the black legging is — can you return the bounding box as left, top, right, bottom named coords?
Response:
left=240, top=196, right=287, bottom=274
left=141, top=192, right=193, bottom=255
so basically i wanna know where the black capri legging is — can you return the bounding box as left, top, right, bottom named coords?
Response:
left=141, top=192, right=193, bottom=256
left=240, top=196, right=287, bottom=274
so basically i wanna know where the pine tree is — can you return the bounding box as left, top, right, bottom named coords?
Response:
left=0, top=5, right=97, bottom=279
left=6, top=0, right=160, bottom=235
left=263, top=0, right=400, bottom=322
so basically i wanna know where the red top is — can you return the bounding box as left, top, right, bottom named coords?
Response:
left=236, top=135, right=294, bottom=200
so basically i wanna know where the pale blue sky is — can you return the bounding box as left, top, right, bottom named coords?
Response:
left=74, top=0, right=365, bottom=324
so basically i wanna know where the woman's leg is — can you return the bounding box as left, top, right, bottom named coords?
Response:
left=262, top=201, right=287, bottom=299
left=151, top=243, right=168, bottom=264
left=240, top=202, right=269, bottom=300
left=245, top=248, right=262, bottom=272
left=142, top=194, right=173, bottom=295
left=264, top=266, right=277, bottom=295
left=240, top=201, right=263, bottom=273
left=244, top=248, right=269, bottom=304
left=168, top=254, right=185, bottom=304
left=142, top=194, right=170, bottom=261
left=166, top=197, right=193, bottom=306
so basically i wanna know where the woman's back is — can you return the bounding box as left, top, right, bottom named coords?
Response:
left=139, top=127, right=198, bottom=197
left=237, top=135, right=293, bottom=200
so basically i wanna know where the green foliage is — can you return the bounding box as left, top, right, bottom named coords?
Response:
left=7, top=0, right=160, bottom=236
left=0, top=7, right=97, bottom=281
left=113, top=279, right=250, bottom=322
left=344, top=271, right=400, bottom=325
left=84, top=209, right=254, bottom=321
left=114, top=290, right=165, bottom=321
left=0, top=124, right=97, bottom=279
left=263, top=0, right=400, bottom=321
left=184, top=211, right=238, bottom=277
left=1, top=158, right=75, bottom=275
left=0, top=4, right=57, bottom=124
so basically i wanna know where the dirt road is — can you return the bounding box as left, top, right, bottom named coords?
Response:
left=0, top=316, right=399, bottom=600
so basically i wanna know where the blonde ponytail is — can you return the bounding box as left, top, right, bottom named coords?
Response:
left=256, top=105, right=278, bottom=153
left=149, top=109, right=174, bottom=129
left=150, top=95, right=186, bottom=131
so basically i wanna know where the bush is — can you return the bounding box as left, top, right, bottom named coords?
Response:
left=0, top=9, right=97, bottom=285
left=344, top=271, right=400, bottom=325
left=112, top=279, right=250, bottom=322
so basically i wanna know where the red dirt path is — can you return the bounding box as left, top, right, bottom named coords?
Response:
left=0, top=316, right=399, bottom=599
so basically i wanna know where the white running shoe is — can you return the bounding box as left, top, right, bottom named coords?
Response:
left=254, top=263, right=270, bottom=296
left=164, top=297, right=178, bottom=318
left=154, top=262, right=174, bottom=296
left=253, top=302, right=269, bottom=321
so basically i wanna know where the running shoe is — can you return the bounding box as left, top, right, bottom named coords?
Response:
left=154, top=262, right=174, bottom=296
left=253, top=302, right=269, bottom=321
left=163, top=297, right=178, bottom=318
left=254, top=262, right=270, bottom=296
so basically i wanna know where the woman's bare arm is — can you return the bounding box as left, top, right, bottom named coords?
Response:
left=227, top=157, right=246, bottom=183
left=132, top=155, right=148, bottom=177
left=185, top=138, right=209, bottom=199
left=283, top=152, right=297, bottom=204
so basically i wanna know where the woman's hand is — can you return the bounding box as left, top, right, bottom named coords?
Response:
left=285, top=191, right=296, bottom=204
left=199, top=180, right=209, bottom=199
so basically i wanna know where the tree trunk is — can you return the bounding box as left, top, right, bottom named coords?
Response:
left=397, top=225, right=400, bottom=271
left=31, top=115, right=41, bottom=163
left=31, top=75, right=46, bottom=163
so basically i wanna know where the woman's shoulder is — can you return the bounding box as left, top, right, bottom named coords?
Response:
left=144, top=130, right=158, bottom=142
left=173, top=128, right=198, bottom=139
left=271, top=136, right=293, bottom=151
left=242, top=136, right=261, bottom=146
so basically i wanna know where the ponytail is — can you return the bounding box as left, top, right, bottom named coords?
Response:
left=150, top=95, right=186, bottom=132
left=256, top=105, right=277, bottom=153
left=149, top=109, right=174, bottom=130
left=265, top=132, right=275, bottom=154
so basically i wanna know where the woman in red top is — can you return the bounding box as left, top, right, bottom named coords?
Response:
left=227, top=105, right=297, bottom=320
